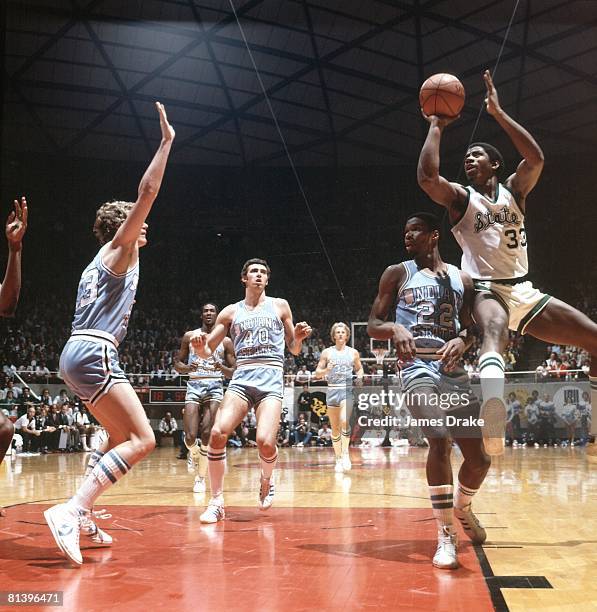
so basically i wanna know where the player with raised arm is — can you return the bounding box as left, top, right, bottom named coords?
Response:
left=44, top=103, right=175, bottom=565
left=418, top=70, right=597, bottom=457
left=368, top=212, right=490, bottom=569
left=314, top=323, right=363, bottom=473
left=190, top=259, right=311, bottom=523
left=174, top=303, right=236, bottom=493
left=0, top=197, right=28, bottom=517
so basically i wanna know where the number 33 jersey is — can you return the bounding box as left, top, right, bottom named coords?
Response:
left=451, top=183, right=528, bottom=280
left=71, top=245, right=139, bottom=345
left=395, top=261, right=463, bottom=359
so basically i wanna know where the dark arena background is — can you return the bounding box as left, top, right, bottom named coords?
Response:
left=1, top=1, right=596, bottom=611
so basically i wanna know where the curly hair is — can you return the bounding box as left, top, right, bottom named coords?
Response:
left=93, top=200, right=134, bottom=245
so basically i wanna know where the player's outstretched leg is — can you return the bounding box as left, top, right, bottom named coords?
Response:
left=255, top=398, right=280, bottom=511
left=523, top=297, right=597, bottom=459
left=0, top=414, right=15, bottom=517
left=200, top=393, right=246, bottom=523
left=327, top=406, right=344, bottom=473
left=44, top=384, right=155, bottom=565
left=474, top=295, right=509, bottom=456
left=453, top=438, right=491, bottom=544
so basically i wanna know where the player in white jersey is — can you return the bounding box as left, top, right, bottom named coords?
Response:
left=418, top=70, right=597, bottom=458
left=44, top=103, right=174, bottom=565
left=314, top=323, right=363, bottom=473
left=0, top=197, right=28, bottom=518
left=190, top=259, right=311, bottom=523
left=368, top=213, right=489, bottom=570
left=174, top=303, right=235, bottom=493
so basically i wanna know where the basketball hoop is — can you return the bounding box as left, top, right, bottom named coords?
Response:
left=372, top=348, right=388, bottom=366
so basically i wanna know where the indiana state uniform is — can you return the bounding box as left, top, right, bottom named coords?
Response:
left=452, top=183, right=551, bottom=334
left=326, top=347, right=356, bottom=407
left=397, top=261, right=478, bottom=436
left=186, top=343, right=225, bottom=406
left=227, top=297, right=284, bottom=408
left=59, top=245, right=138, bottom=406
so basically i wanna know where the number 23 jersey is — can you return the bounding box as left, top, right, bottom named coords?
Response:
left=71, top=244, right=139, bottom=345
left=451, top=183, right=528, bottom=280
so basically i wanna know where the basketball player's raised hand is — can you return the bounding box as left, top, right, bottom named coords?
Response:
left=392, top=324, right=416, bottom=362
left=420, top=110, right=458, bottom=129
left=436, top=337, right=466, bottom=372
left=5, top=197, right=28, bottom=250
left=294, top=322, right=312, bottom=341
left=189, top=329, right=211, bottom=358
left=156, top=102, right=175, bottom=142
left=483, top=70, right=501, bottom=117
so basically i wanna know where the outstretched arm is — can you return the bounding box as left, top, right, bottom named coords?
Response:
left=104, top=103, right=175, bottom=271
left=417, top=115, right=468, bottom=223
left=367, top=264, right=417, bottom=361
left=483, top=70, right=544, bottom=202
left=0, top=197, right=28, bottom=317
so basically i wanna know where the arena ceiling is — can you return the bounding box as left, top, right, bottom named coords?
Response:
left=3, top=0, right=597, bottom=166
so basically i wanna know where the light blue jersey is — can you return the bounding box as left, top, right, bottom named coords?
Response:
left=327, top=347, right=356, bottom=388
left=71, top=245, right=139, bottom=345
left=395, top=261, right=464, bottom=360
left=230, top=297, right=285, bottom=369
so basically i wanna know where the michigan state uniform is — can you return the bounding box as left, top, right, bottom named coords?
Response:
left=451, top=184, right=551, bottom=334
left=326, top=347, right=356, bottom=407
left=227, top=297, right=284, bottom=408
left=59, top=245, right=138, bottom=405
left=186, top=344, right=225, bottom=406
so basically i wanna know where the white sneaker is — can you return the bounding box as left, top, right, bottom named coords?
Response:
left=200, top=499, right=225, bottom=524
left=342, top=453, right=352, bottom=471
left=258, top=476, right=275, bottom=510
left=80, top=509, right=113, bottom=546
left=334, top=458, right=344, bottom=473
left=44, top=503, right=83, bottom=565
left=433, top=526, right=459, bottom=569
left=454, top=504, right=487, bottom=544
left=296, top=442, right=304, bottom=448
left=480, top=398, right=507, bottom=456
left=193, top=476, right=206, bottom=494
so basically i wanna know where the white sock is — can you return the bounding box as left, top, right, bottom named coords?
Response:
left=84, top=450, right=104, bottom=478
left=340, top=429, right=351, bottom=455
left=259, top=448, right=278, bottom=479
left=479, top=351, right=505, bottom=404
left=332, top=434, right=341, bottom=459
left=207, top=446, right=226, bottom=498
left=197, top=443, right=208, bottom=479
left=70, top=450, right=130, bottom=512
left=454, top=481, right=478, bottom=510
left=429, top=484, right=453, bottom=531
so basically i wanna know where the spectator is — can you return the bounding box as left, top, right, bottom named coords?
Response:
left=292, top=413, right=313, bottom=447
left=295, top=366, right=311, bottom=386
left=53, top=388, right=70, bottom=407
left=14, top=406, right=41, bottom=454
left=156, top=411, right=178, bottom=447
left=58, top=402, right=80, bottom=451
left=297, top=384, right=311, bottom=413
left=317, top=422, right=332, bottom=446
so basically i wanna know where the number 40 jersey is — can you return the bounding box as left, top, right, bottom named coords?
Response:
left=71, top=245, right=139, bottom=345
left=395, top=261, right=464, bottom=360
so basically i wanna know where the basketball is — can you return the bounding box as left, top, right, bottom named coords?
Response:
left=419, top=73, right=465, bottom=118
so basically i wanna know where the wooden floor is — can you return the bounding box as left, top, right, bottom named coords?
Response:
left=1, top=445, right=596, bottom=611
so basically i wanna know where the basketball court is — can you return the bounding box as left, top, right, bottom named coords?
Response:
left=1, top=444, right=595, bottom=611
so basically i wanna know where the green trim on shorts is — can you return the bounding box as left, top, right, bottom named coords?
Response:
left=473, top=280, right=510, bottom=314
left=518, top=294, right=552, bottom=335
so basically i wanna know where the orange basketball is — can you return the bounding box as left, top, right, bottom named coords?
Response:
left=419, top=73, right=465, bottom=118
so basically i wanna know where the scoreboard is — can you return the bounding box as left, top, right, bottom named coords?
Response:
left=135, top=388, right=187, bottom=404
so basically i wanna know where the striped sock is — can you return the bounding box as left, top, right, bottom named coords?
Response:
left=340, top=429, right=351, bottom=455
left=259, top=448, right=278, bottom=479
left=207, top=446, right=226, bottom=498
left=197, top=443, right=208, bottom=479
left=454, top=481, right=478, bottom=510
left=70, top=450, right=130, bottom=511
left=332, top=434, right=342, bottom=459
left=479, top=351, right=505, bottom=403
left=429, top=484, right=453, bottom=530
left=84, top=450, right=105, bottom=478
